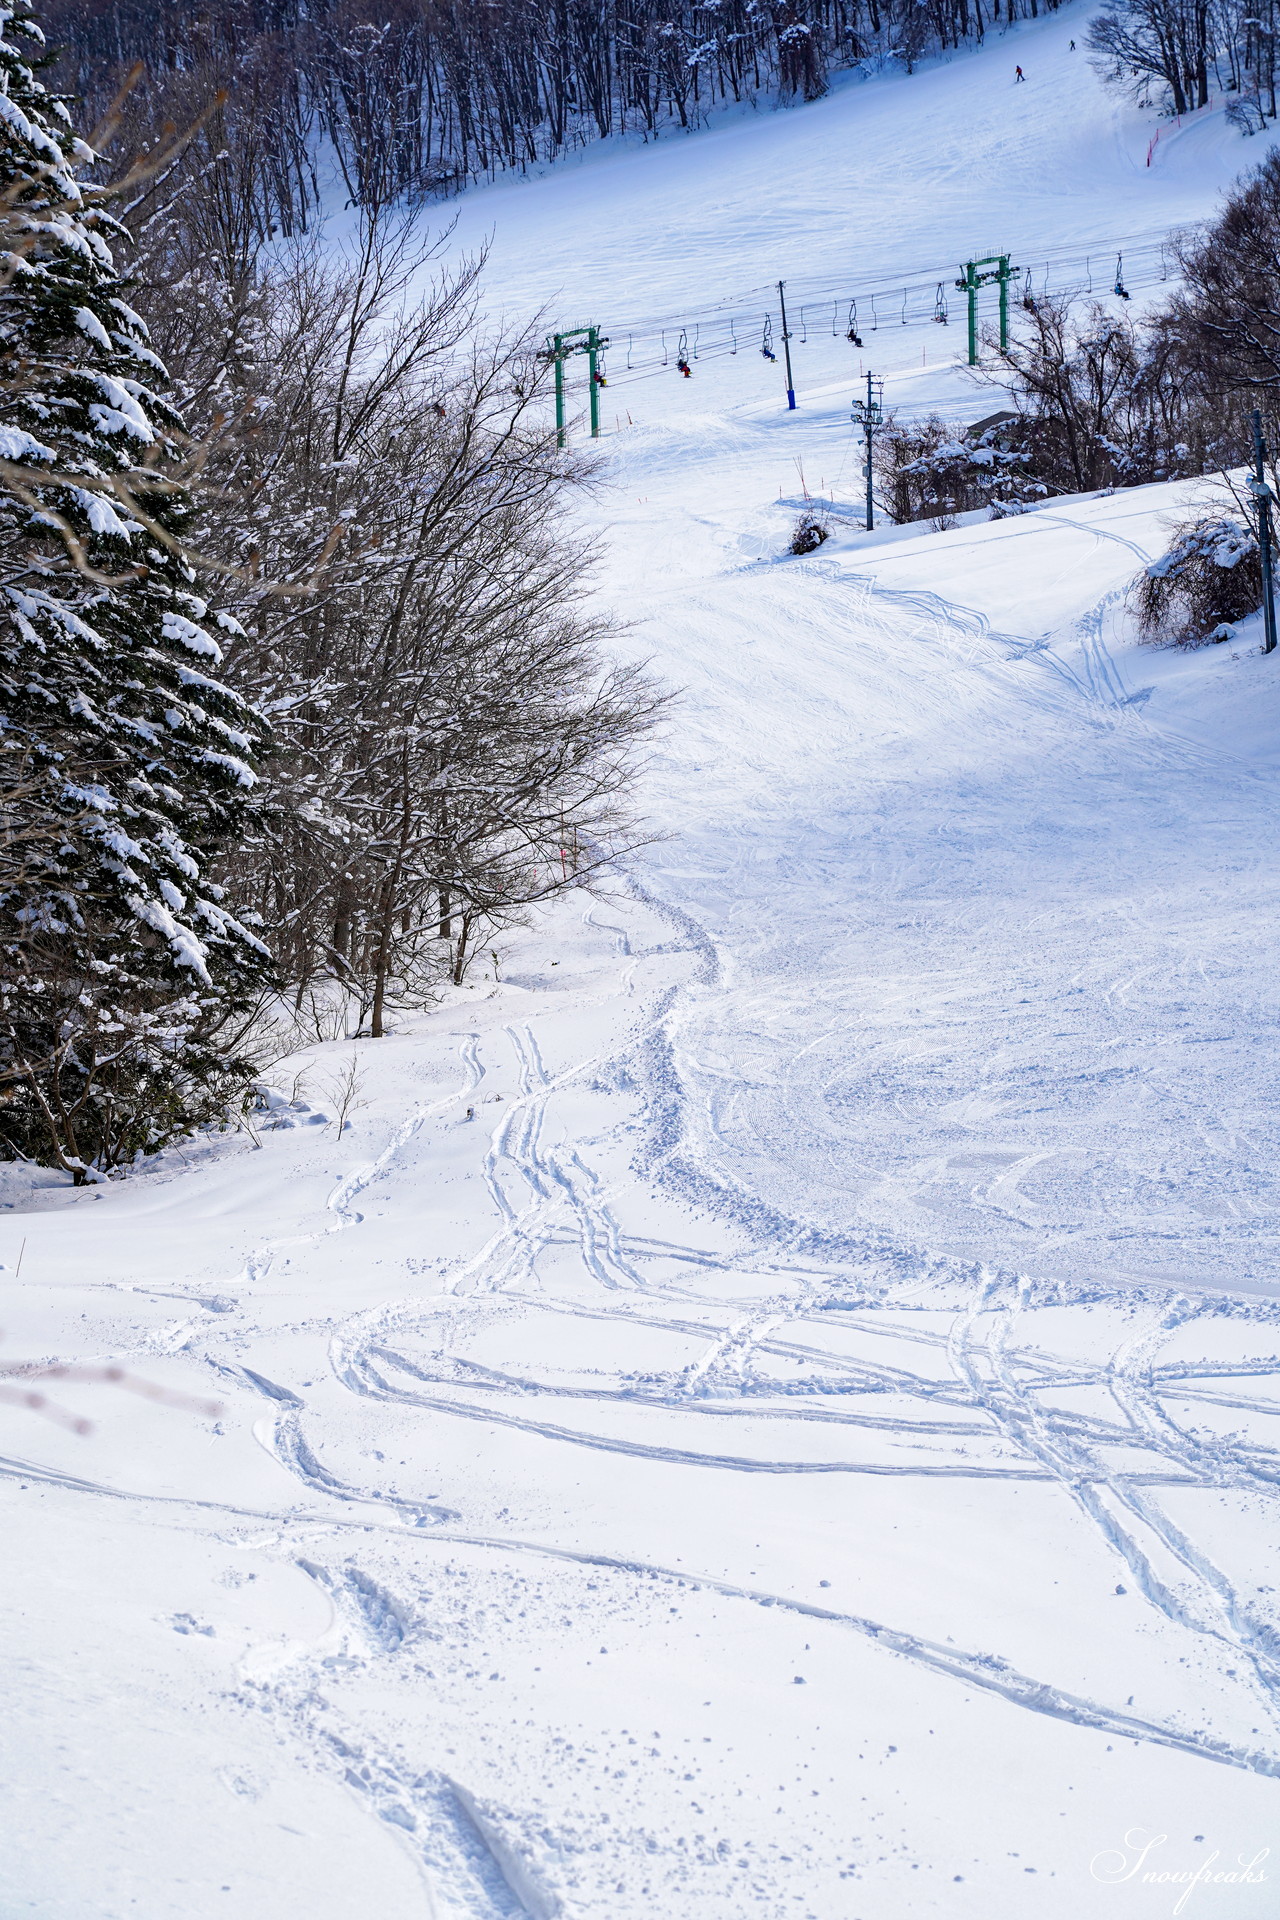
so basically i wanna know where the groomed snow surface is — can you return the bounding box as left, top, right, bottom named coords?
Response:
left=5, top=10, right=1280, bottom=1918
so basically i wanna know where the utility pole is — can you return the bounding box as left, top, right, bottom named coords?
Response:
left=955, top=254, right=1020, bottom=366
left=1251, top=407, right=1278, bottom=655
left=545, top=325, right=609, bottom=448
left=851, top=372, right=883, bottom=532
left=777, top=279, right=797, bottom=410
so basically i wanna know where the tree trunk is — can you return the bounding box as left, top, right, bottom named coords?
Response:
left=452, top=911, right=473, bottom=985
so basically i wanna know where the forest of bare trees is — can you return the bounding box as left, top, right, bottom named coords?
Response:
left=1088, top=0, right=1280, bottom=123
left=45, top=0, right=1065, bottom=232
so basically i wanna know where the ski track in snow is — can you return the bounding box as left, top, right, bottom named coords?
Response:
left=9, top=544, right=1267, bottom=1911
left=148, top=564, right=1280, bottom=1860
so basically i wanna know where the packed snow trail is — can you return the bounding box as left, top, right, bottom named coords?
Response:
left=6, top=12, right=1280, bottom=1919
left=6, top=491, right=1280, bottom=1916
left=625, top=545, right=1280, bottom=1297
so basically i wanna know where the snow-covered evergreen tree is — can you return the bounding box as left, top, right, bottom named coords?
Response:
left=0, top=0, right=270, bottom=1177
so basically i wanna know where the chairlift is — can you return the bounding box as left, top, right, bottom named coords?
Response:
left=870, top=293, right=878, bottom=331
left=901, top=289, right=909, bottom=326
left=1114, top=252, right=1130, bottom=299
left=693, top=322, right=701, bottom=360
left=846, top=300, right=863, bottom=348
left=625, top=332, right=633, bottom=370
left=831, top=300, right=838, bottom=336
left=676, top=327, right=692, bottom=376
left=661, top=329, right=668, bottom=366
left=933, top=282, right=949, bottom=324
left=761, top=315, right=777, bottom=361
left=800, top=306, right=808, bottom=344
left=730, top=318, right=738, bottom=355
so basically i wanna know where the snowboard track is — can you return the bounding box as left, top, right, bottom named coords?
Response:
left=115, top=567, right=1280, bottom=1897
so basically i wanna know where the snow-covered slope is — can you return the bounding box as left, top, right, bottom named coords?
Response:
left=443, top=1, right=1278, bottom=414
left=6, top=14, right=1280, bottom=1920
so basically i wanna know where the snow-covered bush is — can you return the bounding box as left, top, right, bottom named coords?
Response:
left=0, top=1, right=270, bottom=1176
left=874, top=414, right=1040, bottom=526
left=789, top=511, right=830, bottom=553
left=1134, top=513, right=1263, bottom=646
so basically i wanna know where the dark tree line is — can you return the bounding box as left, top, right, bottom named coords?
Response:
left=0, top=3, right=271, bottom=1175
left=44, top=0, right=1064, bottom=227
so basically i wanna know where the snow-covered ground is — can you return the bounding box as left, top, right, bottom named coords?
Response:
left=6, top=12, right=1280, bottom=1919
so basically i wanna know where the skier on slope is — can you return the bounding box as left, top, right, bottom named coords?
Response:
left=1015, top=64, right=1025, bottom=81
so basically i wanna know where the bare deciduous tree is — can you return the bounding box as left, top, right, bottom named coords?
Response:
left=139, top=214, right=666, bottom=1037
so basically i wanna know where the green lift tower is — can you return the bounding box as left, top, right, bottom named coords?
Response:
left=545, top=325, right=608, bottom=448
left=954, top=256, right=1020, bottom=366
